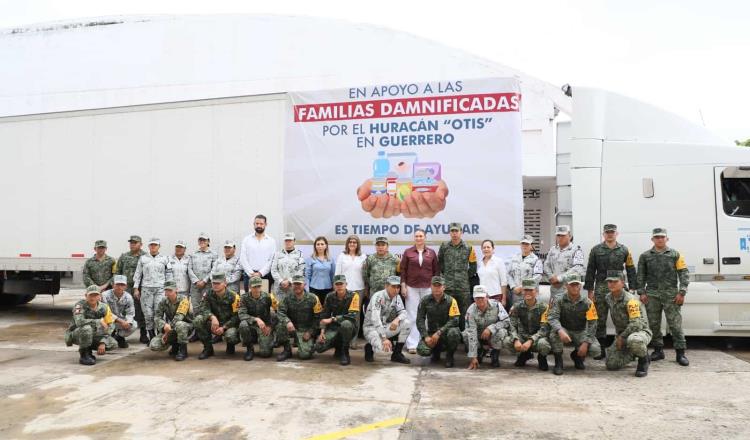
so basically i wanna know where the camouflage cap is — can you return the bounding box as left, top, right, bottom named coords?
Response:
left=85, top=285, right=100, bottom=295
left=333, top=274, right=347, bottom=284
left=520, top=235, right=534, bottom=244
left=555, top=225, right=571, bottom=235
left=292, top=274, right=306, bottom=284
left=210, top=272, right=226, bottom=282
left=386, top=275, right=401, bottom=286
left=94, top=239, right=107, bottom=248
left=449, top=222, right=462, bottom=231
left=113, top=275, right=127, bottom=285
left=603, top=224, right=618, bottom=232
left=375, top=236, right=388, bottom=244
left=223, top=240, right=236, bottom=248
left=652, top=227, right=667, bottom=237
left=283, top=232, right=295, bottom=241
left=128, top=235, right=142, bottom=243
left=521, top=279, right=537, bottom=290
left=148, top=238, right=160, bottom=245
left=249, top=276, right=263, bottom=287
left=431, top=275, right=445, bottom=285
left=198, top=232, right=210, bottom=240
left=567, top=274, right=583, bottom=285
left=472, top=285, right=488, bottom=298
left=174, top=240, right=187, bottom=248
left=164, top=280, right=177, bottom=291
left=605, top=270, right=624, bottom=281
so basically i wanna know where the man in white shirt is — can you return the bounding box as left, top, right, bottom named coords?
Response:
left=239, top=214, right=277, bottom=293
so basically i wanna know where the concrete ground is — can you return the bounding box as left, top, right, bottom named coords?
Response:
left=1, top=288, right=749, bottom=440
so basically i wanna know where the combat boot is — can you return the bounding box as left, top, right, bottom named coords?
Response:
left=514, top=351, right=532, bottom=367
left=340, top=347, right=351, bottom=366
left=676, top=349, right=689, bottom=366
left=244, top=345, right=254, bottom=361
left=276, top=344, right=292, bottom=362
left=430, top=349, right=442, bottom=363
left=391, top=343, right=411, bottom=364
left=364, top=343, right=374, bottom=362
left=537, top=354, right=549, bottom=371
left=444, top=350, right=455, bottom=368
left=490, top=350, right=500, bottom=368
left=198, top=344, right=214, bottom=360
left=635, top=355, right=650, bottom=377
left=477, top=348, right=486, bottom=365
left=333, top=344, right=342, bottom=358
left=115, top=334, right=129, bottom=349
left=147, top=330, right=155, bottom=342
left=570, top=350, right=585, bottom=370
left=169, top=344, right=179, bottom=357
left=139, top=327, right=149, bottom=344
left=79, top=348, right=95, bottom=366
left=226, top=343, right=236, bottom=355
left=650, top=346, right=665, bottom=361
left=553, top=353, right=564, bottom=375
left=175, top=344, right=188, bottom=361
left=593, top=338, right=606, bottom=360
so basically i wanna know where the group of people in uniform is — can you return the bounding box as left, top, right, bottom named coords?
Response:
left=67, top=216, right=691, bottom=378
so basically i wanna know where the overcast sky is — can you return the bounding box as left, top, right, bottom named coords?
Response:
left=2, top=0, right=748, bottom=142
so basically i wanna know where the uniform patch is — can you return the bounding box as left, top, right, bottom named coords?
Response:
left=468, top=247, right=477, bottom=263
left=448, top=298, right=460, bottom=317
left=626, top=251, right=634, bottom=267
left=627, top=299, right=641, bottom=318
left=176, top=298, right=190, bottom=315
left=74, top=304, right=83, bottom=315
left=675, top=254, right=687, bottom=270
left=231, top=294, right=241, bottom=313
left=103, top=305, right=115, bottom=325
left=313, top=297, right=323, bottom=314
left=586, top=302, right=598, bottom=320
left=572, top=248, right=585, bottom=266
left=348, top=293, right=361, bottom=312
left=540, top=305, right=549, bottom=323
left=270, top=293, right=279, bottom=311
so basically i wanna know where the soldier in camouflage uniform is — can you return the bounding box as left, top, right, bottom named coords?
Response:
left=238, top=276, right=278, bottom=360
left=363, top=236, right=400, bottom=298
left=64, top=286, right=118, bottom=365
left=271, top=232, right=306, bottom=302
left=314, top=274, right=360, bottom=366
left=584, top=224, right=637, bottom=358
left=188, top=233, right=218, bottom=309
left=438, top=222, right=477, bottom=331
left=548, top=274, right=601, bottom=375
left=605, top=271, right=652, bottom=377
left=416, top=276, right=462, bottom=368
left=194, top=272, right=241, bottom=359
left=116, top=235, right=148, bottom=343
left=637, top=227, right=690, bottom=366
left=363, top=276, right=411, bottom=364
left=276, top=275, right=323, bottom=361
left=82, top=240, right=117, bottom=291
left=543, top=225, right=586, bottom=297
left=101, top=275, right=137, bottom=348
left=464, top=285, right=510, bottom=370
left=169, top=240, right=191, bottom=297
left=150, top=280, right=193, bottom=361
left=507, top=235, right=544, bottom=308
left=214, top=240, right=243, bottom=293
left=508, top=279, right=551, bottom=370
left=133, top=238, right=173, bottom=341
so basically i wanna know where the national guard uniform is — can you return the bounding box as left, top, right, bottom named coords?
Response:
left=605, top=271, right=652, bottom=377
left=543, top=225, right=586, bottom=297
left=275, top=274, right=323, bottom=361
left=82, top=240, right=117, bottom=289
left=238, top=276, right=278, bottom=360
left=194, top=272, right=241, bottom=359
left=64, top=286, right=118, bottom=365
left=416, top=276, right=462, bottom=368
left=363, top=276, right=411, bottom=364
left=116, top=235, right=147, bottom=340
left=133, top=238, right=173, bottom=336
left=463, top=285, right=510, bottom=368
left=637, top=227, right=690, bottom=366
left=438, top=222, right=478, bottom=330
left=150, top=281, right=194, bottom=361
left=507, top=235, right=544, bottom=307
left=188, top=233, right=219, bottom=308
left=271, top=233, right=306, bottom=302
left=169, top=240, right=191, bottom=297
left=584, top=224, right=637, bottom=350
left=508, top=279, right=551, bottom=370
left=101, top=275, right=138, bottom=348
left=547, top=274, right=601, bottom=375
left=214, top=240, right=243, bottom=293
left=314, top=274, right=360, bottom=366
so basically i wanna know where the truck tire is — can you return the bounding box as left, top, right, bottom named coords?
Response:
left=0, top=293, right=36, bottom=308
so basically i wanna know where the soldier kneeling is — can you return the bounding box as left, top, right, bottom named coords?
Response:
left=150, top=281, right=193, bottom=361
left=507, top=279, right=551, bottom=371
left=416, top=276, right=462, bottom=368
left=64, top=285, right=118, bottom=365
left=363, top=276, right=411, bottom=364
left=604, top=271, right=652, bottom=377
left=238, top=276, right=278, bottom=361
left=464, top=285, right=511, bottom=370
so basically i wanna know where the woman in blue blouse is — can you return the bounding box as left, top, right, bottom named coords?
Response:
left=305, top=236, right=336, bottom=304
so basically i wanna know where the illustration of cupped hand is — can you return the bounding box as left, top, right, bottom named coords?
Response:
left=356, top=179, right=449, bottom=219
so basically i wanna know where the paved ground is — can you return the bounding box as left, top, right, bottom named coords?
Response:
left=1, top=288, right=749, bottom=440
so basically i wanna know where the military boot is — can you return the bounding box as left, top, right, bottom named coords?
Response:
left=490, top=349, right=500, bottom=368
left=391, top=343, right=411, bottom=364
left=333, top=344, right=342, bottom=359
left=175, top=344, right=188, bottom=361
left=340, top=346, right=351, bottom=366
left=514, top=351, right=532, bottom=367
left=244, top=345, right=255, bottom=361
left=553, top=353, right=564, bottom=375
left=198, top=344, right=214, bottom=360
left=635, top=355, right=650, bottom=377
left=676, top=349, right=689, bottom=366
left=570, top=350, right=585, bottom=370
left=226, top=343, right=236, bottom=355
left=364, top=343, right=374, bottom=362
left=169, top=344, right=179, bottom=357
left=444, top=350, right=455, bottom=368
left=79, top=348, right=95, bottom=366
left=147, top=330, right=155, bottom=342
left=537, top=354, right=549, bottom=371
left=477, top=348, right=486, bottom=365
left=593, top=338, right=606, bottom=360
left=650, top=346, right=665, bottom=361
left=139, top=327, right=149, bottom=344
left=276, top=343, right=292, bottom=362
left=114, top=334, right=129, bottom=349
left=430, top=349, right=442, bottom=363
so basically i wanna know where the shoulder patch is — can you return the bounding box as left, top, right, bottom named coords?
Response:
left=627, top=299, right=641, bottom=319
left=626, top=251, right=634, bottom=267
left=586, top=302, right=598, bottom=320
left=73, top=303, right=83, bottom=315
left=675, top=254, right=687, bottom=271
left=348, top=292, right=361, bottom=313
left=103, top=304, right=115, bottom=325
left=540, top=305, right=549, bottom=323
left=270, top=293, right=279, bottom=311
left=572, top=248, right=585, bottom=266
left=176, top=298, right=190, bottom=315
left=231, top=294, right=240, bottom=313
left=313, top=296, right=323, bottom=314
left=448, top=298, right=460, bottom=317
left=468, top=247, right=477, bottom=263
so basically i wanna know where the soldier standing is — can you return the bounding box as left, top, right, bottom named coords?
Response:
left=116, top=235, right=148, bottom=343
left=507, top=235, right=543, bottom=309
left=637, top=228, right=690, bottom=366
left=416, top=276, right=462, bottom=368
left=64, top=286, right=117, bottom=365
left=363, top=236, right=400, bottom=299
left=363, top=276, right=411, bottom=364
left=605, top=271, right=652, bottom=377
left=543, top=225, right=585, bottom=298
left=214, top=240, right=243, bottom=293
left=314, top=275, right=360, bottom=366
left=547, top=274, right=601, bottom=375
left=238, top=276, right=278, bottom=361
left=194, top=272, right=241, bottom=359
left=438, top=222, right=477, bottom=330
left=508, top=279, right=551, bottom=370
left=101, top=275, right=138, bottom=348
left=133, top=238, right=173, bottom=342
left=169, top=240, right=191, bottom=298
left=275, top=275, right=323, bottom=362
left=271, top=232, right=306, bottom=302
left=82, top=239, right=117, bottom=292
left=583, top=224, right=637, bottom=358
left=188, top=233, right=218, bottom=309
left=464, top=285, right=510, bottom=370
left=150, top=281, right=193, bottom=361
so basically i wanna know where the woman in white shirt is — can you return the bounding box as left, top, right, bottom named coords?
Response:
left=477, top=240, right=509, bottom=307
left=335, top=235, right=366, bottom=348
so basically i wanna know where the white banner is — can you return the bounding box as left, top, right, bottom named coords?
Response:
left=284, top=77, right=523, bottom=246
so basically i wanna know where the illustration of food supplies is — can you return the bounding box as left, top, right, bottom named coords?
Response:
left=370, top=150, right=441, bottom=200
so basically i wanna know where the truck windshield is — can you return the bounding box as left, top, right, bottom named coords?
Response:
left=721, top=167, right=750, bottom=217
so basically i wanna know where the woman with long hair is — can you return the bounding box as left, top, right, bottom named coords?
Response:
left=305, top=236, right=335, bottom=304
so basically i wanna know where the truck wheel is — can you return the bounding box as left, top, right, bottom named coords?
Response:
left=0, top=293, right=36, bottom=307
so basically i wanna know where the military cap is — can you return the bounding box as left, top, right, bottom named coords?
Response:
left=652, top=227, right=667, bottom=237
left=210, top=272, right=226, bottom=282
left=375, top=236, right=388, bottom=244
left=520, top=235, right=534, bottom=244
left=333, top=274, right=347, bottom=284
left=386, top=275, right=401, bottom=286
left=249, top=276, right=263, bottom=287
left=175, top=240, right=186, bottom=248
left=521, top=279, right=537, bottom=290
left=605, top=270, right=624, bottom=281
left=283, top=232, right=296, bottom=241
left=198, top=232, right=210, bottom=240
left=449, top=222, right=462, bottom=231
left=555, top=225, right=571, bottom=235
left=94, top=240, right=107, bottom=248
left=223, top=240, right=236, bottom=248
left=431, top=275, right=445, bottom=285
left=148, top=238, right=160, bottom=245
left=113, top=275, right=127, bottom=285
left=472, top=285, right=488, bottom=298
left=85, top=285, right=100, bottom=295
left=292, top=274, right=306, bottom=284
left=164, top=280, right=177, bottom=291
left=603, top=224, right=618, bottom=232
left=128, top=235, right=142, bottom=243
left=567, top=274, right=583, bottom=285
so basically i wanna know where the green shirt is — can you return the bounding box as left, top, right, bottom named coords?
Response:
left=416, top=293, right=460, bottom=337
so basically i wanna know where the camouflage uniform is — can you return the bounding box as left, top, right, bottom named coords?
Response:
left=438, top=238, right=477, bottom=330
left=188, top=249, right=218, bottom=307
left=194, top=289, right=241, bottom=347
left=363, top=253, right=400, bottom=295
left=169, top=254, right=191, bottom=296
left=314, top=290, right=360, bottom=353
left=605, top=289, right=652, bottom=370
left=363, top=289, right=410, bottom=351
left=508, top=299, right=551, bottom=355
left=462, top=299, right=510, bottom=358
left=82, top=254, right=117, bottom=289
left=64, top=299, right=118, bottom=351
left=637, top=246, right=689, bottom=350
left=214, top=254, right=243, bottom=293
left=116, top=249, right=147, bottom=327
left=133, top=252, right=173, bottom=331
left=415, top=292, right=462, bottom=356
left=270, top=248, right=305, bottom=302
left=150, top=294, right=194, bottom=350
left=275, top=289, right=323, bottom=359
left=507, top=253, right=543, bottom=295
left=543, top=243, right=585, bottom=297
left=547, top=292, right=601, bottom=357
left=101, top=288, right=138, bottom=338
left=238, top=290, right=278, bottom=357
